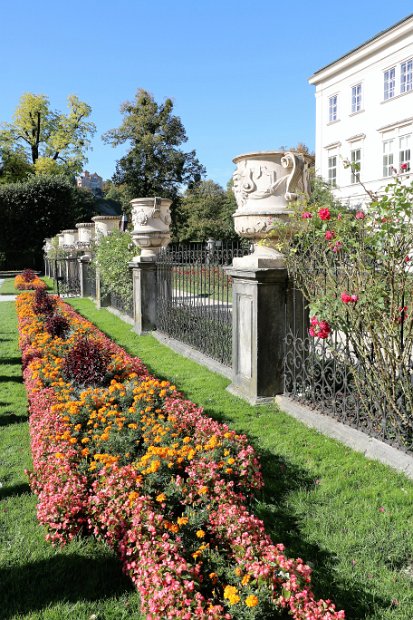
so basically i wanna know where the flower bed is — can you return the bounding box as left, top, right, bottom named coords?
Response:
left=15, top=269, right=47, bottom=291
left=18, top=291, right=345, bottom=619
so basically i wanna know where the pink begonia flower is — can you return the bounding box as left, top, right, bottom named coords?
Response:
left=355, top=211, right=365, bottom=220
left=325, top=230, right=335, bottom=240
left=301, top=211, right=312, bottom=219
left=318, top=207, right=331, bottom=221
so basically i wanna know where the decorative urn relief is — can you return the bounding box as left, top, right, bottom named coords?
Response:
left=76, top=222, right=95, bottom=256
left=232, top=151, right=309, bottom=267
left=92, top=215, right=122, bottom=238
left=130, top=197, right=172, bottom=261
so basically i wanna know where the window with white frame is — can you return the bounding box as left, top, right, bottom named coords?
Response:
left=401, top=59, right=413, bottom=94
left=350, top=148, right=361, bottom=184
left=384, top=67, right=395, bottom=100
left=351, top=84, right=362, bottom=113
left=383, top=139, right=394, bottom=177
left=328, top=155, right=337, bottom=186
left=399, top=134, right=411, bottom=172
left=328, top=95, right=337, bottom=122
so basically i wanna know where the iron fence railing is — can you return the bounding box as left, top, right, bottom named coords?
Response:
left=156, top=242, right=251, bottom=367
left=284, top=273, right=413, bottom=453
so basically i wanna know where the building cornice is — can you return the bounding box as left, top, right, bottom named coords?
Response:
left=309, top=14, right=413, bottom=85
left=377, top=116, right=413, bottom=132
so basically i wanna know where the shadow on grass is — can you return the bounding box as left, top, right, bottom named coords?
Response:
left=0, top=376, right=23, bottom=384
left=0, top=413, right=27, bottom=426
left=0, top=482, right=31, bottom=500
left=0, top=357, right=22, bottom=365
left=249, top=444, right=386, bottom=617
left=0, top=553, right=135, bottom=619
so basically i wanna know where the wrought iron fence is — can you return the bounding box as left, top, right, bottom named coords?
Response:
left=53, top=258, right=80, bottom=297
left=156, top=241, right=251, bottom=366
left=284, top=271, right=413, bottom=453
left=108, top=284, right=134, bottom=318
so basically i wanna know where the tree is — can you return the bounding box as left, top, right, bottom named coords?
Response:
left=0, top=93, right=96, bottom=177
left=176, top=179, right=237, bottom=242
left=0, top=175, right=96, bottom=269
left=103, top=89, right=205, bottom=230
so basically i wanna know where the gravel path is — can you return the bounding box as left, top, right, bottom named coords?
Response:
left=0, top=279, right=17, bottom=301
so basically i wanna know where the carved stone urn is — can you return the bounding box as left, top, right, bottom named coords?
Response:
left=92, top=215, right=122, bottom=238
left=76, top=222, right=95, bottom=257
left=130, top=197, right=172, bottom=261
left=232, top=151, right=309, bottom=268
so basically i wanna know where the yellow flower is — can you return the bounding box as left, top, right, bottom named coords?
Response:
left=241, top=574, right=251, bottom=586
left=196, top=529, right=205, bottom=538
left=156, top=493, right=166, bottom=502
left=177, top=516, right=189, bottom=526
left=245, top=594, right=259, bottom=608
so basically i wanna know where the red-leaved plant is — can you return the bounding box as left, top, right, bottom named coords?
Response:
left=63, top=336, right=110, bottom=386
left=33, top=289, right=56, bottom=316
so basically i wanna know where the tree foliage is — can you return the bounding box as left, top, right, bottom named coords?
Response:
left=103, top=89, right=205, bottom=230
left=0, top=175, right=96, bottom=269
left=0, top=93, right=96, bottom=179
left=176, top=179, right=237, bottom=242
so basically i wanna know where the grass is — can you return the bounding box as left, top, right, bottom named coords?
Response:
left=3, top=295, right=413, bottom=619
left=0, top=277, right=56, bottom=295
left=0, top=301, right=142, bottom=620
left=66, top=298, right=413, bottom=620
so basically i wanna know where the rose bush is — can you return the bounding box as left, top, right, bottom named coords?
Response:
left=286, top=177, right=413, bottom=446
left=18, top=292, right=344, bottom=619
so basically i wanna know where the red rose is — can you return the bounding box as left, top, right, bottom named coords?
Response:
left=325, top=230, right=335, bottom=240
left=318, top=208, right=331, bottom=221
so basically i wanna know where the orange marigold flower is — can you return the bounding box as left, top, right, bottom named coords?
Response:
left=245, top=595, right=259, bottom=608
left=196, top=529, right=205, bottom=538
left=156, top=493, right=166, bottom=502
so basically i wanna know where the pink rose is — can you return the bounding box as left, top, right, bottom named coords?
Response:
left=325, top=230, right=335, bottom=240
left=355, top=211, right=365, bottom=220
left=301, top=211, right=312, bottom=219
left=341, top=292, right=352, bottom=304
left=318, top=208, right=331, bottom=221
left=332, top=241, right=343, bottom=253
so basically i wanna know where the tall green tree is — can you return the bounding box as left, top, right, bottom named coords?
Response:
left=103, top=89, right=205, bottom=230
left=0, top=93, right=96, bottom=178
left=176, top=179, right=237, bottom=242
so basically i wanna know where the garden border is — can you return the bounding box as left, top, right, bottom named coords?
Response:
left=276, top=395, right=413, bottom=479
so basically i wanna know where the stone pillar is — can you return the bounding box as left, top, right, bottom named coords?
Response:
left=128, top=197, right=172, bottom=334
left=227, top=267, right=288, bottom=404
left=78, top=255, right=90, bottom=297
left=130, top=260, right=158, bottom=334
left=95, top=269, right=110, bottom=308
left=227, top=150, right=310, bottom=404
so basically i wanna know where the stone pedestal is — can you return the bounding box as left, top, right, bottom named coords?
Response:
left=226, top=266, right=288, bottom=404
left=130, top=259, right=158, bottom=335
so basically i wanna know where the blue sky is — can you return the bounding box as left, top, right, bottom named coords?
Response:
left=1, top=1, right=411, bottom=187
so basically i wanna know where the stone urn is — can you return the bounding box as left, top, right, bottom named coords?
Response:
left=232, top=151, right=309, bottom=268
left=130, top=197, right=172, bottom=261
left=76, top=222, right=95, bottom=257
left=62, top=229, right=79, bottom=255
left=92, top=215, right=122, bottom=238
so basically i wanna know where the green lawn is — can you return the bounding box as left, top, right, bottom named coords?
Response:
left=0, top=302, right=142, bottom=620
left=3, top=295, right=413, bottom=619
left=0, top=277, right=56, bottom=295
left=68, top=299, right=413, bottom=620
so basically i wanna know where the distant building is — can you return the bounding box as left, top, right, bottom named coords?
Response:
left=77, top=170, right=103, bottom=195
left=309, top=13, right=413, bottom=207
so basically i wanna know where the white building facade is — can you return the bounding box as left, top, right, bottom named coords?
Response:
left=309, top=14, right=413, bottom=207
